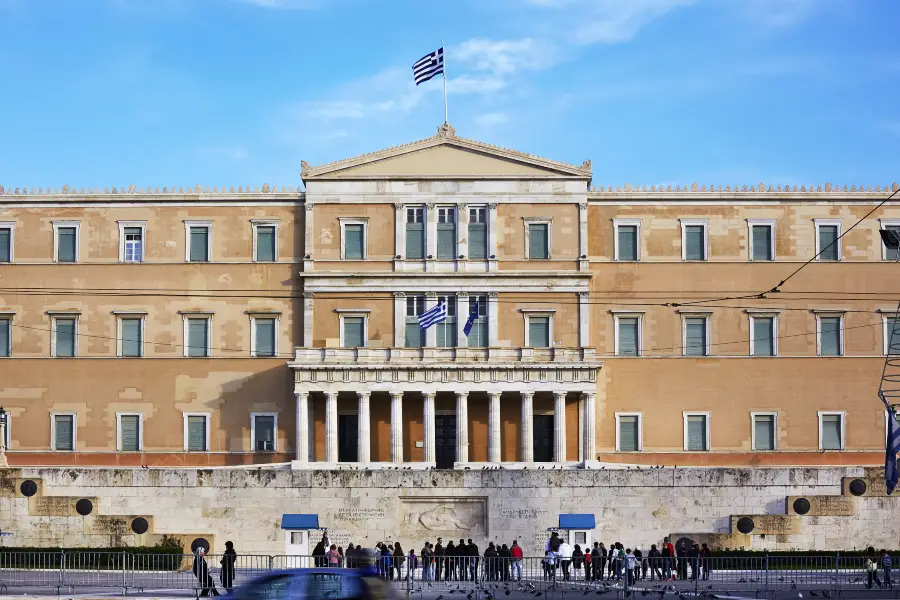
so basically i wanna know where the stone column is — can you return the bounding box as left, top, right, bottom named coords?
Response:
left=456, top=392, right=469, bottom=464
left=520, top=391, right=534, bottom=463
left=390, top=392, right=404, bottom=463
left=582, top=392, right=596, bottom=461
left=553, top=391, right=567, bottom=463
left=423, top=392, right=436, bottom=463
left=324, top=391, right=338, bottom=463
left=488, top=392, right=501, bottom=463
left=357, top=391, right=371, bottom=464
left=295, top=391, right=309, bottom=463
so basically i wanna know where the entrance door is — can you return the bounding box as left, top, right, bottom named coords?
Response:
left=533, top=415, right=555, bottom=462
left=434, top=414, right=457, bottom=469
left=338, top=414, right=358, bottom=462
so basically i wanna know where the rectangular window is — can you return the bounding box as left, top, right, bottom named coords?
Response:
left=56, top=226, right=78, bottom=263
left=816, top=222, right=840, bottom=261
left=120, top=318, right=143, bottom=357
left=255, top=225, right=276, bottom=262
left=682, top=223, right=707, bottom=261
left=752, top=413, right=776, bottom=451
left=685, top=413, right=709, bottom=451
left=254, top=318, right=276, bottom=357
left=53, top=318, right=77, bottom=357
left=341, top=316, right=366, bottom=348
left=615, top=223, right=639, bottom=261
left=186, top=317, right=210, bottom=357
left=468, top=207, right=487, bottom=259
left=343, top=224, right=364, bottom=260
left=466, top=295, right=488, bottom=348
left=118, top=414, right=141, bottom=452
left=886, top=317, right=900, bottom=356
left=750, top=223, right=774, bottom=261
left=819, top=412, right=844, bottom=450
left=437, top=207, right=457, bottom=259
left=527, top=315, right=551, bottom=348
left=185, top=414, right=208, bottom=452
left=750, top=316, right=776, bottom=357
left=616, top=414, right=641, bottom=452
left=818, top=316, right=842, bottom=356
left=0, top=318, right=9, bottom=357
left=53, top=414, right=75, bottom=451
left=528, top=223, right=550, bottom=259
left=684, top=316, right=709, bottom=356
left=406, top=207, right=425, bottom=259
left=435, top=296, right=457, bottom=347
left=123, top=227, right=143, bottom=262
left=0, top=225, right=12, bottom=263
left=405, top=296, right=426, bottom=347
left=883, top=224, right=900, bottom=261
left=252, top=414, right=277, bottom=452
left=615, top=316, right=640, bottom=357
left=188, top=225, right=210, bottom=262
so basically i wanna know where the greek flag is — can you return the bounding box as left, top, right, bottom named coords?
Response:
left=413, top=47, right=444, bottom=85
left=418, top=301, right=447, bottom=330
left=463, top=298, right=479, bottom=337
left=883, top=395, right=900, bottom=495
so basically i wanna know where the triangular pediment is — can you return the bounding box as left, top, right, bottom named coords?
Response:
left=302, top=124, right=591, bottom=180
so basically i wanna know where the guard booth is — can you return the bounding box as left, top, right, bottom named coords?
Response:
left=281, top=513, right=326, bottom=566
left=558, top=513, right=596, bottom=548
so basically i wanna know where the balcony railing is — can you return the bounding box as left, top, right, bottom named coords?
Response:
left=291, top=346, right=598, bottom=365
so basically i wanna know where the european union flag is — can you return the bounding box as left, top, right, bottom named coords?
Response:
left=883, top=395, right=900, bottom=495
left=463, top=299, right=479, bottom=337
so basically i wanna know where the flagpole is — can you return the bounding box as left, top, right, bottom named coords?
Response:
left=442, top=40, right=448, bottom=124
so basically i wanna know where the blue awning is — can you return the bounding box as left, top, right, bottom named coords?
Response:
left=559, top=514, right=596, bottom=529
left=280, top=514, right=320, bottom=530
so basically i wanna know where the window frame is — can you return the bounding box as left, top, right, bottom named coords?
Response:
left=436, top=206, right=458, bottom=260
left=249, top=314, right=279, bottom=358
left=883, top=314, right=900, bottom=356
left=338, top=218, right=367, bottom=261
left=115, top=313, right=146, bottom=358
left=0, top=313, right=11, bottom=357
left=880, top=219, right=900, bottom=261
left=817, top=410, right=845, bottom=451
left=337, top=310, right=371, bottom=348
left=815, top=313, right=844, bottom=357
left=750, top=411, right=778, bottom=452
left=523, top=310, right=555, bottom=348
left=251, top=412, right=279, bottom=453
left=613, top=219, right=641, bottom=262
left=116, top=412, right=144, bottom=452
left=404, top=295, right=426, bottom=347
left=405, top=205, right=426, bottom=260
left=814, top=219, right=842, bottom=261
left=0, top=221, right=15, bottom=263
left=467, top=205, right=488, bottom=260
left=523, top=218, right=552, bottom=260
left=679, top=219, right=709, bottom=261
left=183, top=412, right=211, bottom=452
left=466, top=294, right=488, bottom=348
left=51, top=412, right=77, bottom=452
left=184, top=220, right=213, bottom=263
left=50, top=314, right=79, bottom=357
left=52, top=220, right=81, bottom=263
left=182, top=314, right=212, bottom=358
left=683, top=411, right=711, bottom=452
left=117, top=220, right=147, bottom=263
left=681, top=313, right=711, bottom=357
left=749, top=313, right=778, bottom=357
left=434, top=295, right=458, bottom=347
left=614, top=412, right=643, bottom=452
left=613, top=313, right=643, bottom=357
left=251, top=220, right=280, bottom=263
left=747, top=219, right=776, bottom=261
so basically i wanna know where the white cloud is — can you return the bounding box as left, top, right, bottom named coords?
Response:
left=455, top=38, right=559, bottom=74
left=475, top=112, right=509, bottom=127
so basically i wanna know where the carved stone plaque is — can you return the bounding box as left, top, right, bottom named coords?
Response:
left=400, top=497, right=487, bottom=535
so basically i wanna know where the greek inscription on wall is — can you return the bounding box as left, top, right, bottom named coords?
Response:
left=501, top=509, right=549, bottom=520
left=333, top=508, right=387, bottom=522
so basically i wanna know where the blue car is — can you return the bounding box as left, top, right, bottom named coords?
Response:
left=223, top=568, right=401, bottom=600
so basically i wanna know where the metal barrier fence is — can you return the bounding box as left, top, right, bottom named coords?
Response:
left=0, top=552, right=895, bottom=597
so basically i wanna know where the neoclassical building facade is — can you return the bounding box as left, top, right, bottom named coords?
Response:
left=0, top=124, right=898, bottom=468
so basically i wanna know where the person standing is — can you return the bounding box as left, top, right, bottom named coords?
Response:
left=700, top=543, right=711, bottom=580
left=421, top=542, right=433, bottom=581
left=558, top=537, right=573, bottom=581
left=484, top=543, right=498, bottom=581
left=633, top=547, right=643, bottom=581
left=220, top=541, right=237, bottom=593
left=867, top=548, right=883, bottom=589
left=572, top=544, right=584, bottom=582
left=192, top=548, right=220, bottom=597
left=445, top=540, right=456, bottom=581
left=648, top=544, right=662, bottom=581
left=883, top=549, right=893, bottom=589
left=434, top=538, right=444, bottom=581
left=499, top=543, right=512, bottom=582
left=392, top=543, right=406, bottom=581
left=326, top=544, right=341, bottom=568
left=591, top=542, right=604, bottom=582
left=510, top=540, right=524, bottom=582
left=624, top=549, right=636, bottom=588
left=467, top=539, right=480, bottom=582
left=408, top=548, right=418, bottom=582
left=662, top=538, right=675, bottom=580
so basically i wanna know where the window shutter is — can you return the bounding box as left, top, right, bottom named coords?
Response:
left=529, top=224, right=548, bottom=259
left=57, top=228, right=77, bottom=262
left=886, top=226, right=900, bottom=260
left=753, top=317, right=774, bottom=356
left=342, top=317, right=364, bottom=348
left=617, top=226, right=637, bottom=261
left=618, top=416, right=639, bottom=451
left=343, top=225, right=363, bottom=260
left=187, top=416, right=206, bottom=451
left=406, top=223, right=424, bottom=259
left=528, top=317, right=550, bottom=348
left=468, top=223, right=487, bottom=259
left=752, top=226, right=772, bottom=260
left=821, top=415, right=842, bottom=449
left=467, top=321, right=487, bottom=348
left=55, top=415, right=74, bottom=451
left=437, top=220, right=456, bottom=259
left=754, top=415, right=774, bottom=450
left=190, top=228, right=209, bottom=262
left=121, top=319, right=142, bottom=357
left=187, top=319, right=208, bottom=357
left=254, top=416, right=275, bottom=451
left=617, top=318, right=639, bottom=356
left=56, top=319, right=76, bottom=357
left=405, top=320, right=424, bottom=347
left=0, top=319, right=8, bottom=357
left=255, top=319, right=276, bottom=356
left=120, top=415, right=140, bottom=451
left=686, top=415, right=707, bottom=451
left=684, top=318, right=707, bottom=356
left=818, top=225, right=839, bottom=260
left=684, top=226, right=705, bottom=260
left=889, top=318, right=900, bottom=356
left=0, top=229, right=10, bottom=262
left=819, top=317, right=841, bottom=356
left=256, top=226, right=276, bottom=261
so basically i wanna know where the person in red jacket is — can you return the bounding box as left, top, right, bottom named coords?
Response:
left=510, top=540, right=524, bottom=582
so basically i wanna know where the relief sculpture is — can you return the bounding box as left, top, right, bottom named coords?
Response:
left=400, top=497, right=486, bottom=534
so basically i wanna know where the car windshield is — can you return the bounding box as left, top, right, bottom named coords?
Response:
left=236, top=572, right=365, bottom=600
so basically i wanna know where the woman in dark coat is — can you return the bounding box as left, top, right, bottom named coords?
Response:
left=192, top=548, right=220, bottom=597
left=392, top=543, right=406, bottom=581
left=220, top=541, right=237, bottom=592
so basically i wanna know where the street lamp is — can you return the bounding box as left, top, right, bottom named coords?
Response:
left=0, top=407, right=9, bottom=468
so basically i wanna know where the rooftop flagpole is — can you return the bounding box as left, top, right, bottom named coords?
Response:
left=442, top=40, right=448, bottom=124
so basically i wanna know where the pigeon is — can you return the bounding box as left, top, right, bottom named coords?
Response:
left=822, top=591, right=831, bottom=599
left=809, top=592, right=818, bottom=597
left=797, top=594, right=803, bottom=599
left=505, top=592, right=511, bottom=596
left=437, top=596, right=444, bottom=600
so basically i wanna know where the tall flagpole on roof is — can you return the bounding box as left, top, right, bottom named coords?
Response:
left=442, top=40, right=448, bottom=124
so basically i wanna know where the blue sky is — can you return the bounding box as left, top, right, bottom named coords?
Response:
left=1, top=0, right=898, bottom=189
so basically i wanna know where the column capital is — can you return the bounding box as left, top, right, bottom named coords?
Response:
left=455, top=391, right=468, bottom=400
left=581, top=391, right=596, bottom=399
left=390, top=391, right=404, bottom=400
left=304, top=202, right=315, bottom=211
left=393, top=291, right=406, bottom=298
left=553, top=391, right=568, bottom=400
left=303, top=292, right=314, bottom=299
left=394, top=202, right=404, bottom=211
left=487, top=391, right=502, bottom=400
left=357, top=390, right=371, bottom=400
left=324, top=391, right=337, bottom=400
left=520, top=391, right=534, bottom=400
left=422, top=391, right=436, bottom=400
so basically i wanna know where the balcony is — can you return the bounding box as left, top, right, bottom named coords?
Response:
left=291, top=346, right=597, bottom=365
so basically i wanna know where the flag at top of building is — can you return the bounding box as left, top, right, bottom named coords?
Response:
left=418, top=301, right=447, bottom=330
left=413, top=47, right=444, bottom=85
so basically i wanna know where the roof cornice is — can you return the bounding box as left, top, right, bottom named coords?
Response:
left=588, top=181, right=900, bottom=199
left=0, top=183, right=303, bottom=201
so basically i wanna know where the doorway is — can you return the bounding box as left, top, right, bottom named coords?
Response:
left=338, top=414, right=358, bottom=462
left=435, top=414, right=457, bottom=469
left=533, top=415, right=554, bottom=462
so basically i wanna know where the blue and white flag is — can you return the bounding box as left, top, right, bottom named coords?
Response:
left=413, top=47, right=444, bottom=85
left=884, top=395, right=900, bottom=495
left=463, top=298, right=480, bottom=337
left=418, top=301, right=447, bottom=330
